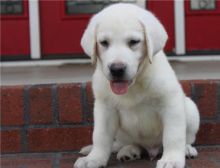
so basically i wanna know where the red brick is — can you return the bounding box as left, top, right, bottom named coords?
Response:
left=188, top=148, right=220, bottom=168
left=197, top=147, right=220, bottom=161
left=188, top=158, right=220, bottom=168
left=194, top=80, right=218, bottom=118
left=28, top=126, right=93, bottom=152
left=29, top=86, right=52, bottom=124
left=180, top=80, right=191, bottom=97
left=0, top=86, right=24, bottom=126
left=58, top=84, right=82, bottom=123
left=196, top=122, right=220, bottom=145
left=1, top=157, right=52, bottom=168
left=1, top=129, right=21, bottom=153
left=60, top=154, right=79, bottom=168
left=86, top=82, right=94, bottom=122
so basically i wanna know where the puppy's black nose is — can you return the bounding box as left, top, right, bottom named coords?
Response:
left=109, top=63, right=126, bottom=78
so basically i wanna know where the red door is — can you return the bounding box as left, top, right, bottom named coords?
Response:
left=147, top=0, right=175, bottom=54
left=185, top=0, right=220, bottom=54
left=40, top=0, right=175, bottom=58
left=0, top=0, right=30, bottom=60
left=40, top=1, right=93, bottom=58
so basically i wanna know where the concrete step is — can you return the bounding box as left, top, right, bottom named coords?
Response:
left=1, top=60, right=220, bottom=86
left=1, top=80, right=220, bottom=154
left=1, top=147, right=220, bottom=168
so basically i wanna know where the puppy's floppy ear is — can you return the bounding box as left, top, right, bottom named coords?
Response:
left=81, top=15, right=99, bottom=64
left=138, top=10, right=168, bottom=63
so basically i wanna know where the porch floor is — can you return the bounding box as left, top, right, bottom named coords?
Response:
left=1, top=146, right=220, bottom=168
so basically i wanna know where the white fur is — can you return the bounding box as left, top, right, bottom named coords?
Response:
left=74, top=3, right=200, bottom=168
left=117, top=145, right=142, bottom=161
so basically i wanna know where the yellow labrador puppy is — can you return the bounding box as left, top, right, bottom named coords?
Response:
left=74, top=3, right=200, bottom=168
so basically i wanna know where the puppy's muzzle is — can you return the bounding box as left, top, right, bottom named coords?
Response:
left=109, top=63, right=126, bottom=79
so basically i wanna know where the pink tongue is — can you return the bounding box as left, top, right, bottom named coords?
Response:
left=110, top=81, right=129, bottom=95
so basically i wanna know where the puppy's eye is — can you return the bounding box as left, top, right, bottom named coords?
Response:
left=128, top=39, right=140, bottom=47
left=100, top=40, right=109, bottom=48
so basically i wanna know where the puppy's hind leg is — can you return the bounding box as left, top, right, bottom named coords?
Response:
left=146, top=146, right=161, bottom=161
left=79, top=145, right=93, bottom=155
left=117, top=145, right=142, bottom=162
left=79, top=141, right=124, bottom=155
left=185, top=97, right=200, bottom=158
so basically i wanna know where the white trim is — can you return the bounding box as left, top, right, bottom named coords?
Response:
left=1, top=56, right=220, bottom=67
left=29, top=0, right=41, bottom=59
left=174, top=0, right=186, bottom=55
left=168, top=56, right=220, bottom=62
left=0, top=59, right=91, bottom=68
left=136, top=0, right=146, bottom=9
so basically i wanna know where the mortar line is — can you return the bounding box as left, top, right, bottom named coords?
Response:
left=52, top=153, right=61, bottom=168
left=81, top=82, right=89, bottom=124
left=217, top=83, right=220, bottom=119
left=1, top=123, right=93, bottom=131
left=52, top=84, right=59, bottom=126
left=190, top=82, right=197, bottom=104
left=21, top=85, right=32, bottom=152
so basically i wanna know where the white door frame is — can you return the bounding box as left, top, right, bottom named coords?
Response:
left=140, top=0, right=186, bottom=55
left=174, top=0, right=186, bottom=55
left=136, top=0, right=146, bottom=8
left=29, top=0, right=41, bottom=59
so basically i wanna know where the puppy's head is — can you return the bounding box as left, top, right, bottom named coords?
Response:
left=81, top=3, right=168, bottom=95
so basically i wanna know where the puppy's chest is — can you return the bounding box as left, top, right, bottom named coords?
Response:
left=118, top=102, right=162, bottom=143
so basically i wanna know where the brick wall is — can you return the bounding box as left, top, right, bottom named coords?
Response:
left=1, top=80, right=220, bottom=154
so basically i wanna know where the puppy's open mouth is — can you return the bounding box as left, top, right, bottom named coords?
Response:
left=110, top=80, right=131, bottom=95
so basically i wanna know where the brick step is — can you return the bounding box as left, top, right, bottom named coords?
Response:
left=1, top=80, right=220, bottom=154
left=1, top=147, right=220, bottom=168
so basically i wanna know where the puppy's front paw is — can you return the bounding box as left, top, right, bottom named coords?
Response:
left=74, top=156, right=106, bottom=168
left=156, top=158, right=185, bottom=168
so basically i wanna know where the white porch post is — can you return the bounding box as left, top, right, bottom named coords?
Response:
left=29, top=0, right=41, bottom=59
left=174, top=0, right=186, bottom=55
